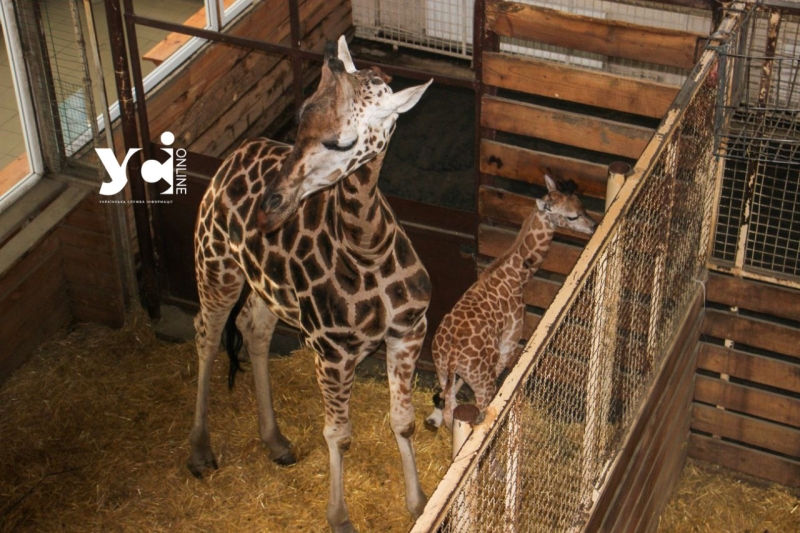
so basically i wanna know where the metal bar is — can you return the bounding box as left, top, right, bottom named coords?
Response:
left=287, top=0, right=304, bottom=112
left=734, top=9, right=782, bottom=271
left=473, top=0, right=496, bottom=222
left=103, top=0, right=160, bottom=319
left=32, top=0, right=66, bottom=165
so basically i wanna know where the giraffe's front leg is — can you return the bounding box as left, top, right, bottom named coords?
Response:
left=385, top=318, right=429, bottom=519
left=189, top=283, right=244, bottom=477
left=314, top=349, right=357, bottom=533
left=236, top=293, right=295, bottom=465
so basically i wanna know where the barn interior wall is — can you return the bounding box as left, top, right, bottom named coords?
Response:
left=690, top=273, right=800, bottom=487
left=0, top=177, right=126, bottom=385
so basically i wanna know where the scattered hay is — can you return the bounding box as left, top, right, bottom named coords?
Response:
left=0, top=313, right=450, bottom=532
left=659, top=458, right=800, bottom=532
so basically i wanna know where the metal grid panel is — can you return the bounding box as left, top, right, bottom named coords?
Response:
left=353, top=0, right=712, bottom=83
left=713, top=6, right=800, bottom=281
left=413, top=33, right=722, bottom=533
left=15, top=0, right=101, bottom=167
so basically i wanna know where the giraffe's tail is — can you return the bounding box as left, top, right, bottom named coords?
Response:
left=224, top=285, right=251, bottom=390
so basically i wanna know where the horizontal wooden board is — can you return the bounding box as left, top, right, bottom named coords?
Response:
left=689, top=433, right=800, bottom=488
left=523, top=310, right=541, bottom=339
left=478, top=185, right=601, bottom=240
left=480, top=140, right=609, bottom=199
left=707, top=272, right=800, bottom=323
left=692, top=402, right=800, bottom=457
left=523, top=276, right=561, bottom=309
left=697, top=342, right=800, bottom=393
left=477, top=224, right=584, bottom=276
left=0, top=233, right=60, bottom=302
left=0, top=178, right=64, bottom=246
left=483, top=52, right=679, bottom=118
left=481, top=96, right=653, bottom=160
left=702, top=309, right=800, bottom=359
left=694, top=374, right=800, bottom=427
left=486, top=0, right=702, bottom=70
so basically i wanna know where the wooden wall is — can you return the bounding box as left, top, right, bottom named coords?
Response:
left=139, top=0, right=352, bottom=160
left=690, top=273, right=800, bottom=487
left=0, top=179, right=127, bottom=384
left=583, top=288, right=705, bottom=532
left=476, top=0, right=702, bottom=342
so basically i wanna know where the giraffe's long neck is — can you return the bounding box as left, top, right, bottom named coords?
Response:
left=483, top=210, right=555, bottom=286
left=333, top=150, right=392, bottom=256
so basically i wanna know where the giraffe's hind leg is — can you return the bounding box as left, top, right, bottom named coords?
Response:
left=385, top=318, right=429, bottom=519
left=188, top=267, right=245, bottom=478
left=236, top=293, right=295, bottom=465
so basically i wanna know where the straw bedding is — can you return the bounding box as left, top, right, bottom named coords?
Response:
left=1, top=314, right=797, bottom=532
left=0, top=313, right=450, bottom=532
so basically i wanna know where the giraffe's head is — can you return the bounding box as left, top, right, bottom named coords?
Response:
left=535, top=174, right=597, bottom=235
left=257, top=37, right=432, bottom=233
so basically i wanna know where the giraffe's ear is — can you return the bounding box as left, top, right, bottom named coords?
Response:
left=384, top=79, right=433, bottom=114
left=544, top=174, right=558, bottom=192
left=337, top=35, right=356, bottom=74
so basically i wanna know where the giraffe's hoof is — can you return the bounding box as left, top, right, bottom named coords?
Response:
left=187, top=456, right=218, bottom=479
left=272, top=450, right=297, bottom=467
left=330, top=519, right=357, bottom=533
left=424, top=419, right=439, bottom=431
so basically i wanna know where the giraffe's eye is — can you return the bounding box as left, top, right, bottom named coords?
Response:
left=567, top=215, right=580, bottom=221
left=322, top=138, right=358, bottom=151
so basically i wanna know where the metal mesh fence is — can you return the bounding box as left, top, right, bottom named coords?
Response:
left=712, top=5, right=800, bottom=282
left=412, top=15, right=726, bottom=533
left=14, top=0, right=101, bottom=169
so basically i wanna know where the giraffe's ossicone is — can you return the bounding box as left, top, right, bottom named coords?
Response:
left=189, top=36, right=432, bottom=533
left=425, top=174, right=597, bottom=433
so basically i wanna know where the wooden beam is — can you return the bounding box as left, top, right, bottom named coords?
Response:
left=694, top=374, right=800, bottom=427
left=485, top=0, right=703, bottom=70
left=707, top=272, right=800, bottom=323
left=689, top=433, right=800, bottom=488
left=692, top=403, right=800, bottom=457
left=483, top=52, right=679, bottom=118
left=702, top=309, right=800, bottom=360
left=481, top=96, right=653, bottom=160
left=480, top=140, right=608, bottom=199
left=697, top=342, right=800, bottom=393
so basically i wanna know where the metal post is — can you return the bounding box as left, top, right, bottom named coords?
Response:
left=288, top=0, right=304, bottom=113
left=103, top=0, right=160, bottom=319
left=473, top=0, right=497, bottom=221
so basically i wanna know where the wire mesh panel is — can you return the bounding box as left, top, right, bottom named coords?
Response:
left=412, top=13, right=727, bottom=533
left=14, top=0, right=101, bottom=170
left=712, top=4, right=800, bottom=283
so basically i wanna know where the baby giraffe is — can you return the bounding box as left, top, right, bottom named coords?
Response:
left=425, top=175, right=597, bottom=430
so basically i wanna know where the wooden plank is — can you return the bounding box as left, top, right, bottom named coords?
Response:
left=689, top=433, right=800, bottom=488
left=0, top=233, right=60, bottom=302
left=523, top=276, right=561, bottom=309
left=0, top=297, right=70, bottom=385
left=697, top=343, right=800, bottom=393
left=522, top=311, right=541, bottom=339
left=613, top=346, right=695, bottom=532
left=0, top=177, right=64, bottom=246
left=486, top=0, right=703, bottom=70
left=60, top=243, right=117, bottom=275
left=62, top=260, right=122, bottom=295
left=142, top=0, right=237, bottom=65
left=480, top=140, right=608, bottom=200
left=707, top=272, right=800, bottom=323
left=702, top=309, right=800, bottom=359
left=483, top=52, right=679, bottom=118
left=585, top=289, right=703, bottom=531
left=0, top=186, right=87, bottom=278
left=477, top=223, right=583, bottom=275
left=692, top=402, right=800, bottom=457
left=0, top=250, right=65, bottom=344
left=58, top=224, right=113, bottom=251
left=482, top=96, right=653, bottom=160
left=694, top=374, right=800, bottom=427
left=478, top=185, right=601, bottom=240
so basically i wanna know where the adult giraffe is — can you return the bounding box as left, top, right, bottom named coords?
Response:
left=189, top=37, right=433, bottom=532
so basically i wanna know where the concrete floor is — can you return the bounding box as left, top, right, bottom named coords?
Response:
left=0, top=0, right=202, bottom=176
